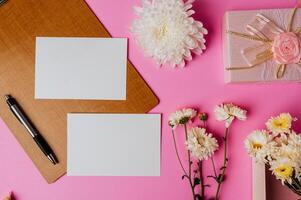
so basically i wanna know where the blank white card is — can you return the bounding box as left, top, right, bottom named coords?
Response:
left=35, top=37, right=127, bottom=100
left=67, top=114, right=161, bottom=176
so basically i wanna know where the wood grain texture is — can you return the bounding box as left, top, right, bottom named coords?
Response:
left=0, top=0, right=158, bottom=183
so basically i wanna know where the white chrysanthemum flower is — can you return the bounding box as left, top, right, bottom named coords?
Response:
left=286, top=132, right=301, bottom=180
left=287, top=132, right=301, bottom=160
left=270, top=131, right=301, bottom=182
left=131, top=0, right=208, bottom=68
left=266, top=113, right=296, bottom=134
left=168, top=108, right=197, bottom=129
left=273, top=133, right=289, bottom=146
left=214, top=103, right=247, bottom=128
left=244, top=130, right=272, bottom=163
left=185, top=127, right=218, bottom=160
left=270, top=157, right=296, bottom=185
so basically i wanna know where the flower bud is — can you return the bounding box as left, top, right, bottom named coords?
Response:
left=199, top=113, right=208, bottom=121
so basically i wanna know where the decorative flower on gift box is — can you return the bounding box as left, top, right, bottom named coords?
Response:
left=227, top=7, right=301, bottom=79
left=272, top=32, right=301, bottom=65
left=245, top=113, right=301, bottom=196
left=131, top=0, right=208, bottom=68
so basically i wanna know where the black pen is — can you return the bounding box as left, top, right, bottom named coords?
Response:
left=5, top=95, right=58, bottom=165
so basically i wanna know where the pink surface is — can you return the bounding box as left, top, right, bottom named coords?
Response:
left=1, top=0, right=301, bottom=199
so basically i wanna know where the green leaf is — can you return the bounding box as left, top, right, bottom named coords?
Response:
left=217, top=174, right=225, bottom=183
left=194, top=194, right=204, bottom=200
left=193, top=177, right=201, bottom=187
left=199, top=113, right=208, bottom=121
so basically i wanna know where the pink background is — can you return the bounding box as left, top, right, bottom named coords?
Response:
left=1, top=0, right=301, bottom=199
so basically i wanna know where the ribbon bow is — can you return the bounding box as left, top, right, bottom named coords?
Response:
left=227, top=7, right=301, bottom=79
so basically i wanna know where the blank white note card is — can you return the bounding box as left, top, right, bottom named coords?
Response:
left=67, top=114, right=161, bottom=176
left=35, top=37, right=127, bottom=100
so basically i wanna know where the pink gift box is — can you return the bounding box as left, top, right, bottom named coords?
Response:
left=223, top=8, right=301, bottom=83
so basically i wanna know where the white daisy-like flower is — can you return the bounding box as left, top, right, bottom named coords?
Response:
left=270, top=157, right=296, bottom=185
left=287, top=132, right=301, bottom=160
left=244, top=113, right=301, bottom=188
left=270, top=131, right=301, bottom=182
left=286, top=132, right=301, bottom=180
left=273, top=133, right=289, bottom=146
left=214, top=103, right=247, bottom=128
left=168, top=108, right=197, bottom=129
left=244, top=130, right=271, bottom=163
left=131, top=0, right=208, bottom=68
left=185, top=127, right=218, bottom=161
left=266, top=113, right=296, bottom=134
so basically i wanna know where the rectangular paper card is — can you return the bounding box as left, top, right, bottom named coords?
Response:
left=67, top=114, right=161, bottom=176
left=35, top=37, right=127, bottom=100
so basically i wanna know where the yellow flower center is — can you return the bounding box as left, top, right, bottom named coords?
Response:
left=154, top=23, right=168, bottom=40
left=252, top=142, right=263, bottom=149
left=274, top=164, right=293, bottom=180
left=272, top=119, right=287, bottom=129
left=197, top=137, right=205, bottom=144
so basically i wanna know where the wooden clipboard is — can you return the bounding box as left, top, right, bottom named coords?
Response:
left=0, top=0, right=158, bottom=183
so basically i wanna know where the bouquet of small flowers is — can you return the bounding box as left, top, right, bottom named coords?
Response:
left=169, top=103, right=247, bottom=200
left=245, top=113, right=301, bottom=196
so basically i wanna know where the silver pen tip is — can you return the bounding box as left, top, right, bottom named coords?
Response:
left=4, top=94, right=11, bottom=101
left=47, top=154, right=58, bottom=165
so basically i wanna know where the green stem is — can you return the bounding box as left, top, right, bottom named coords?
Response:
left=184, top=124, right=196, bottom=200
left=293, top=178, right=301, bottom=188
left=184, top=124, right=192, bottom=178
left=286, top=182, right=301, bottom=196
left=215, top=127, right=229, bottom=200
left=291, top=178, right=301, bottom=195
left=171, top=129, right=188, bottom=176
left=189, top=179, right=197, bottom=200
left=172, top=127, right=195, bottom=200
left=199, top=161, right=205, bottom=198
left=211, top=157, right=218, bottom=178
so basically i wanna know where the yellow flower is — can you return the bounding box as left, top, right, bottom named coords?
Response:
left=244, top=130, right=276, bottom=163
left=270, top=157, right=295, bottom=185
left=266, top=113, right=295, bottom=133
left=274, top=165, right=293, bottom=181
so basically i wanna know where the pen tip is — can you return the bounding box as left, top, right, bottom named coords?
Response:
left=4, top=94, right=11, bottom=100
left=47, top=154, right=58, bottom=165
